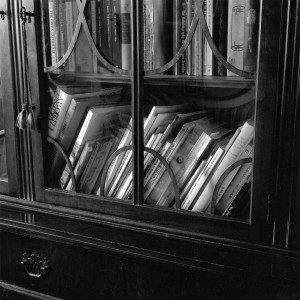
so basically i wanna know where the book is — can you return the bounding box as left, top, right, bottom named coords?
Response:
left=60, top=104, right=131, bottom=188
left=48, top=0, right=59, bottom=66
left=143, top=104, right=189, bottom=142
left=227, top=0, right=246, bottom=76
left=144, top=119, right=200, bottom=200
left=153, top=0, right=168, bottom=69
left=243, top=0, right=260, bottom=72
left=216, top=155, right=252, bottom=214
left=153, top=118, right=229, bottom=206
left=77, top=27, right=93, bottom=72
left=91, top=0, right=98, bottom=73
left=222, top=174, right=251, bottom=218
left=112, top=0, right=122, bottom=68
left=115, top=132, right=161, bottom=199
left=48, top=84, right=96, bottom=139
left=211, top=140, right=253, bottom=208
left=204, top=0, right=213, bottom=75
left=49, top=86, right=123, bottom=180
left=212, top=0, right=228, bottom=76
left=120, top=0, right=131, bottom=70
left=181, top=143, right=226, bottom=210
left=144, top=0, right=154, bottom=71
left=191, top=120, right=254, bottom=212
left=191, top=0, right=203, bottom=75
left=78, top=137, right=115, bottom=194
left=173, top=0, right=182, bottom=74
left=65, top=0, right=76, bottom=71
left=180, top=158, right=208, bottom=201
left=64, top=137, right=103, bottom=191
left=59, top=0, right=66, bottom=61
left=104, top=118, right=133, bottom=193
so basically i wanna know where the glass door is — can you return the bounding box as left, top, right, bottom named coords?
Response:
left=131, top=0, right=281, bottom=242
left=40, top=0, right=133, bottom=201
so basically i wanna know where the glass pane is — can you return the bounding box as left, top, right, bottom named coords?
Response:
left=0, top=76, right=7, bottom=180
left=139, top=0, right=258, bottom=221
left=42, top=0, right=132, bottom=200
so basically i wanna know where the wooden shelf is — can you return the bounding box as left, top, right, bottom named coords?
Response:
left=49, top=72, right=255, bottom=89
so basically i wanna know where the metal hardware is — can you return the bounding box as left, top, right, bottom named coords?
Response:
left=0, top=10, right=6, bottom=20
left=21, top=252, right=50, bottom=278
left=20, top=6, right=34, bottom=24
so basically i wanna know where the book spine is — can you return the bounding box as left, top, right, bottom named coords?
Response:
left=48, top=89, right=72, bottom=139
left=120, top=0, right=131, bottom=70
left=70, top=110, right=93, bottom=165
left=191, top=121, right=253, bottom=212
left=72, top=1, right=79, bottom=71
left=112, top=0, right=122, bottom=68
left=105, top=126, right=132, bottom=192
left=213, top=142, right=253, bottom=206
left=107, top=147, right=132, bottom=197
left=144, top=125, right=193, bottom=199
left=91, top=0, right=98, bottom=73
left=227, top=0, right=246, bottom=76
left=59, top=0, right=66, bottom=60
left=48, top=0, right=57, bottom=66
left=153, top=0, right=167, bottom=69
left=182, top=147, right=223, bottom=210
left=223, top=174, right=251, bottom=217
left=186, top=0, right=192, bottom=75
left=78, top=143, right=101, bottom=192
left=212, top=0, right=228, bottom=76
left=217, top=161, right=252, bottom=214
left=243, top=0, right=259, bottom=72
left=57, top=99, right=77, bottom=143
left=180, top=0, right=188, bottom=74
left=191, top=0, right=203, bottom=75
left=106, top=0, right=113, bottom=63
left=65, top=0, right=76, bottom=71
left=173, top=0, right=182, bottom=74
left=203, top=0, right=213, bottom=75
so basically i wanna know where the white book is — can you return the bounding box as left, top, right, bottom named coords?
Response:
left=180, top=158, right=209, bottom=201
left=120, top=0, right=132, bottom=70
left=65, top=0, right=76, bottom=71
left=68, top=105, right=130, bottom=166
left=48, top=0, right=57, bottom=66
left=227, top=0, right=246, bottom=76
left=48, top=87, right=74, bottom=139
left=204, top=0, right=213, bottom=75
left=182, top=147, right=224, bottom=210
left=192, top=120, right=254, bottom=212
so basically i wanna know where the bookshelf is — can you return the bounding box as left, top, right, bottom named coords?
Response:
left=0, top=0, right=300, bottom=298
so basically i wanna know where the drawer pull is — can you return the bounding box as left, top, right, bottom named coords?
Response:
left=21, top=252, right=50, bottom=278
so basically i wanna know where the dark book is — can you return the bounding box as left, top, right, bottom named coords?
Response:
left=243, top=0, right=260, bottom=72
left=112, top=0, right=122, bottom=68
left=213, top=0, right=228, bottom=76
left=222, top=174, right=251, bottom=219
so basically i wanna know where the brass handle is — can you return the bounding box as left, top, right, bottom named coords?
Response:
left=0, top=10, right=6, bottom=20
left=21, top=252, right=50, bottom=278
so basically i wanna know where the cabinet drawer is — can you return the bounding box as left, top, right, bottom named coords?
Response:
left=0, top=231, right=129, bottom=299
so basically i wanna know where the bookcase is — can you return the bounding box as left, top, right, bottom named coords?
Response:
left=0, top=0, right=300, bottom=298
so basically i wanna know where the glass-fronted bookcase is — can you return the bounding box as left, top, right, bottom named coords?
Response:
left=1, top=0, right=300, bottom=296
